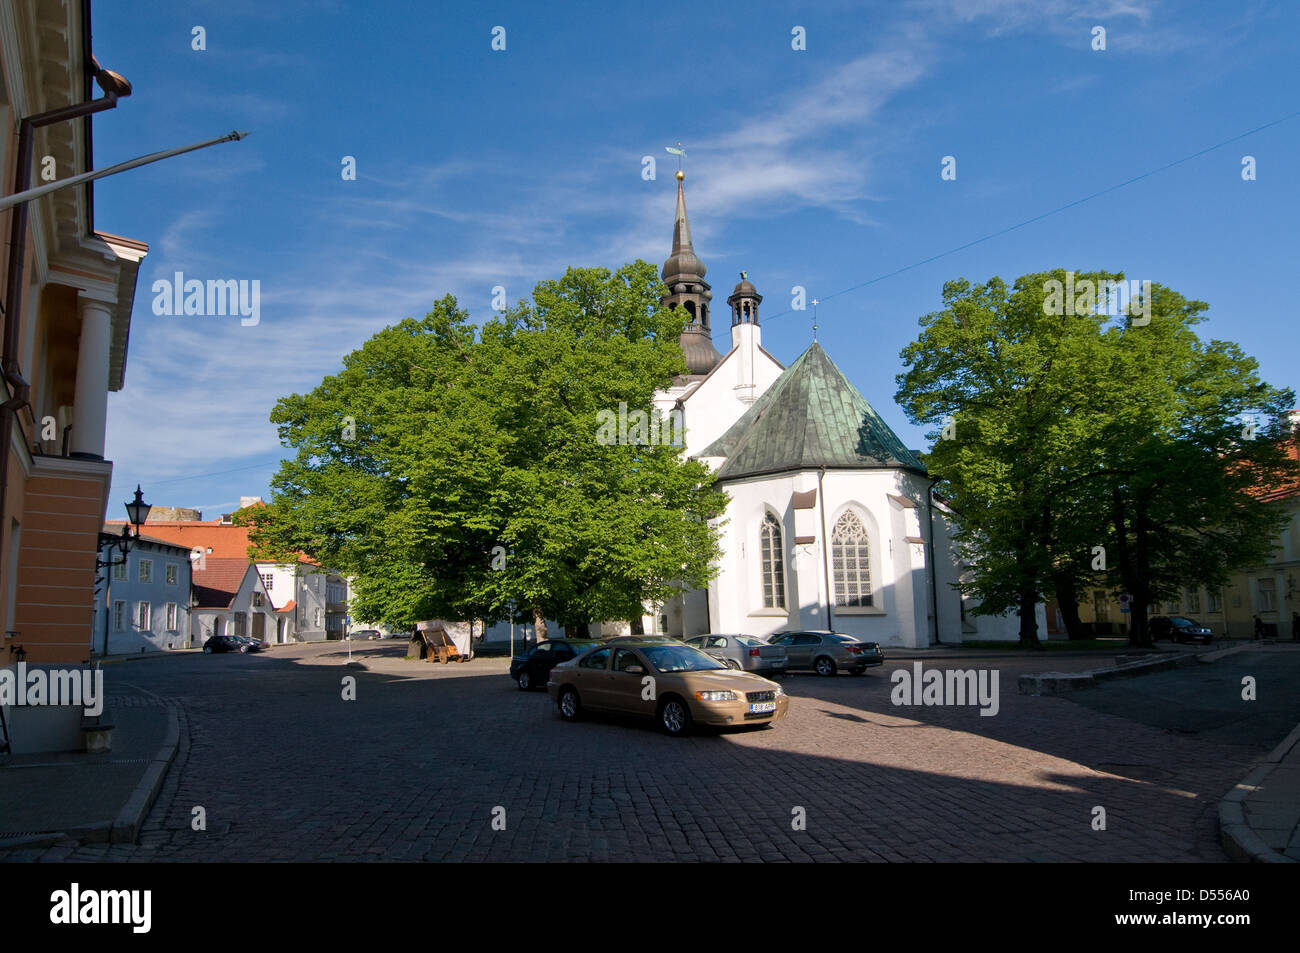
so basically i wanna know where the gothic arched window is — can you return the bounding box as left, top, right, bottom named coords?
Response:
left=760, top=513, right=786, bottom=609
left=832, top=511, right=873, bottom=607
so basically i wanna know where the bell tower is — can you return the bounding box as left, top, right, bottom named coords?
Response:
left=661, top=171, right=722, bottom=375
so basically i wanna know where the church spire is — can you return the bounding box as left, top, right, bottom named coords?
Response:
left=661, top=171, right=721, bottom=376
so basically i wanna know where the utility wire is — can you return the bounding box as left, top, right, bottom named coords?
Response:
left=765, top=108, right=1300, bottom=323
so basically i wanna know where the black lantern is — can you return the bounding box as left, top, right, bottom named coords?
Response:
left=125, top=485, right=152, bottom=529
left=97, top=485, right=152, bottom=570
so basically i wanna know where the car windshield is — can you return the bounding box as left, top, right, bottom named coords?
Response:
left=642, top=645, right=727, bottom=673
left=828, top=634, right=858, bottom=643
left=1170, top=618, right=1197, bottom=626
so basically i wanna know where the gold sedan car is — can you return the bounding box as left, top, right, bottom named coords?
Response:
left=548, top=637, right=788, bottom=736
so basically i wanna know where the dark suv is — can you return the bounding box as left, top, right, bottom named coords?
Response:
left=1149, top=616, right=1213, bottom=644
left=509, top=639, right=603, bottom=690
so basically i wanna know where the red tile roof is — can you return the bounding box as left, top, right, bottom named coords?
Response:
left=276, top=599, right=297, bottom=614
left=192, top=558, right=257, bottom=609
left=105, top=519, right=319, bottom=565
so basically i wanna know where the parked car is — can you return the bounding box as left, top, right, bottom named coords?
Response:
left=1149, top=616, right=1214, bottom=644
left=548, top=639, right=788, bottom=736
left=510, top=639, right=603, bottom=691
left=683, top=634, right=787, bottom=674
left=203, top=635, right=267, bottom=654
left=763, top=630, right=884, bottom=676
left=349, top=628, right=382, bottom=641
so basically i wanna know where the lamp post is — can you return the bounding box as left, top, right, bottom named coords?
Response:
left=96, top=485, right=153, bottom=656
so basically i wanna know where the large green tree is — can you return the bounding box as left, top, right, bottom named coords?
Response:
left=896, top=269, right=1295, bottom=647
left=240, top=261, right=728, bottom=637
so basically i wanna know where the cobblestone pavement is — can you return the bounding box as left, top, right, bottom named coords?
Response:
left=1, top=642, right=1285, bottom=862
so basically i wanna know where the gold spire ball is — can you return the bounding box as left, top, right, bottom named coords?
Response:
left=676, top=169, right=684, bottom=181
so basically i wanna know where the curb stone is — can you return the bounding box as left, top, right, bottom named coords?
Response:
left=1017, top=641, right=1260, bottom=695
left=1219, top=721, right=1300, bottom=864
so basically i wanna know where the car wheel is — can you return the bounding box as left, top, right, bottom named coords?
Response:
left=517, top=670, right=532, bottom=691
left=724, top=658, right=741, bottom=670
left=558, top=687, right=582, bottom=721
left=239, top=644, right=250, bottom=653
left=203, top=646, right=212, bottom=654
left=815, top=656, right=837, bottom=677
left=658, top=696, right=692, bottom=737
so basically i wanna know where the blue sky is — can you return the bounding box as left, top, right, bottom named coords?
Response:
left=89, top=0, right=1300, bottom=517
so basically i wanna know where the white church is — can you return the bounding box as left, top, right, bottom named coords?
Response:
left=644, top=170, right=1036, bottom=648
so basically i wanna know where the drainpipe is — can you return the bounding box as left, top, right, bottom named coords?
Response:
left=926, top=477, right=941, bottom=645
left=818, top=466, right=833, bottom=630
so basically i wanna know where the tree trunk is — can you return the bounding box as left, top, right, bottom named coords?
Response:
left=564, top=622, right=583, bottom=639
left=1053, top=574, right=1087, bottom=639
left=630, top=613, right=644, bottom=635
left=1018, top=587, right=1041, bottom=648
left=531, top=606, right=546, bottom=648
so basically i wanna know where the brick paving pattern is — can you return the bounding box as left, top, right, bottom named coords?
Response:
left=0, top=642, right=1270, bottom=862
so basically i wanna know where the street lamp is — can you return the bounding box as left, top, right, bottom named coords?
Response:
left=98, top=485, right=152, bottom=568
left=96, top=486, right=152, bottom=656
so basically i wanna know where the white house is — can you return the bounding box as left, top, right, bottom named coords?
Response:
left=190, top=557, right=276, bottom=646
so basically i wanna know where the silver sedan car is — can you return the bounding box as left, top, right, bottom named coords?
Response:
left=763, top=630, right=885, bottom=676
left=684, top=634, right=788, bottom=674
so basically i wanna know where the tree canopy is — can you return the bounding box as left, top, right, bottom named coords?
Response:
left=896, top=269, right=1295, bottom=646
left=239, top=261, right=728, bottom=635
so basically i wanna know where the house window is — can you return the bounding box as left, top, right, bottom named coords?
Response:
left=1165, top=600, right=1180, bottom=615
left=831, top=511, right=873, bottom=608
left=1258, top=578, right=1275, bottom=612
left=138, top=559, right=153, bottom=583
left=166, top=603, right=178, bottom=631
left=1207, top=590, right=1222, bottom=613
left=166, top=564, right=178, bottom=585
left=759, top=513, right=786, bottom=609
left=1186, top=588, right=1200, bottom=613
left=234, top=612, right=248, bottom=637
left=1094, top=591, right=1110, bottom=622
left=253, top=591, right=264, bottom=608
left=113, top=600, right=125, bottom=631
left=136, top=602, right=151, bottom=630
left=112, top=559, right=127, bottom=581
left=262, top=573, right=274, bottom=591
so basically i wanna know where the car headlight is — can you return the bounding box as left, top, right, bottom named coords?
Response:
left=695, top=690, right=737, bottom=702
left=774, top=685, right=785, bottom=697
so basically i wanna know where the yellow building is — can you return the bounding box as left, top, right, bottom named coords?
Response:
left=1, top=0, right=147, bottom=679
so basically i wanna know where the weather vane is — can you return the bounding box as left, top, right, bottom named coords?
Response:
left=665, top=140, right=686, bottom=179
left=812, top=298, right=819, bottom=342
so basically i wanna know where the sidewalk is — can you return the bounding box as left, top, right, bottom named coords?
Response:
left=1220, top=719, right=1300, bottom=863
left=0, top=685, right=178, bottom=848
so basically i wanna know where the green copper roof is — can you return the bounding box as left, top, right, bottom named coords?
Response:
left=701, top=342, right=926, bottom=480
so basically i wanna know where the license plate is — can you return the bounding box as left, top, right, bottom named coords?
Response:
left=749, top=701, right=776, bottom=713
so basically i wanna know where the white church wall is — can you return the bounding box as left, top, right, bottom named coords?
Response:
left=931, top=507, right=1048, bottom=642
left=706, top=468, right=943, bottom=648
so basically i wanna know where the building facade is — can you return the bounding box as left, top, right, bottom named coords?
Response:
left=93, top=531, right=193, bottom=654
left=0, top=1, right=148, bottom=668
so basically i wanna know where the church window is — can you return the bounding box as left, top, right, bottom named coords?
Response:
left=760, top=513, right=786, bottom=609
left=832, top=511, right=873, bottom=607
